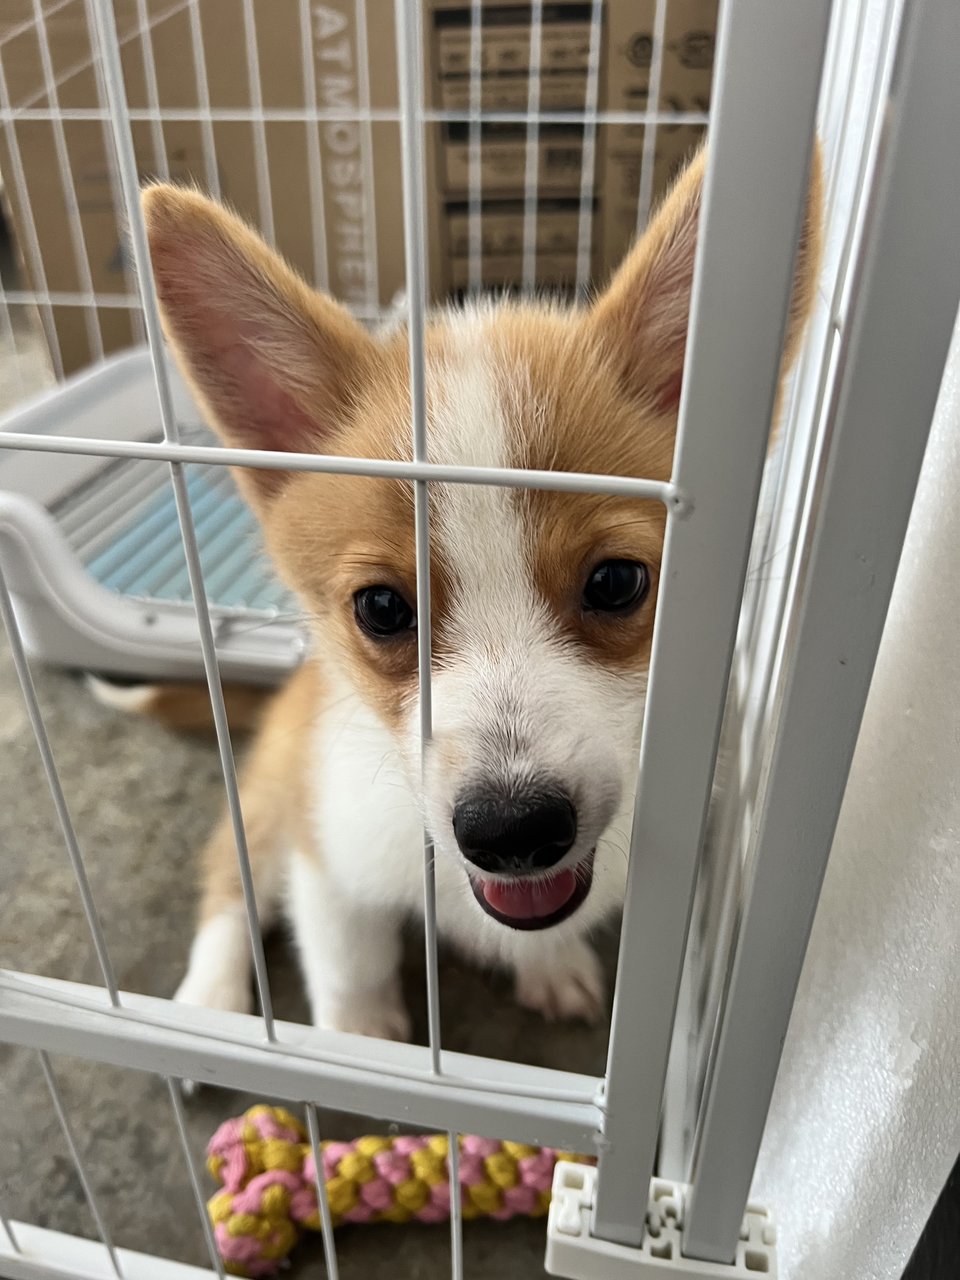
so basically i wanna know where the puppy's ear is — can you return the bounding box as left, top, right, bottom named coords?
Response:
left=143, top=185, right=377, bottom=510
left=589, top=143, right=823, bottom=416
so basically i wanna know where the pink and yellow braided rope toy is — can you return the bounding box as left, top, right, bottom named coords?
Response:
left=206, top=1105, right=592, bottom=1276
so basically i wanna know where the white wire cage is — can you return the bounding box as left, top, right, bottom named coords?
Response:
left=0, top=1, right=958, bottom=1279
left=0, top=0, right=716, bottom=685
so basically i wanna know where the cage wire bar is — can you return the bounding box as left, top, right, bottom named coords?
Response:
left=354, top=0, right=381, bottom=313
left=659, top=0, right=899, bottom=1177
left=86, top=0, right=146, bottom=347
left=676, top=0, right=865, bottom=1199
left=39, top=1050, right=124, bottom=1279
left=305, top=1104, right=342, bottom=1280
left=727, top=0, right=902, bottom=889
left=0, top=107, right=711, bottom=125
left=90, top=0, right=279, bottom=1044
left=134, top=0, right=168, bottom=182
left=165, top=1077, right=227, bottom=1279
left=240, top=0, right=274, bottom=248
left=0, top=252, right=24, bottom=393
left=394, top=0, right=464, bottom=1271
left=739, top=0, right=890, bottom=672
left=185, top=0, right=220, bottom=198
left=0, top=562, right=120, bottom=1004
left=0, top=291, right=21, bottom=398
left=0, top=1212, right=19, bottom=1255
left=0, top=0, right=949, bottom=1276
left=29, top=0, right=104, bottom=364
left=761, top=0, right=896, bottom=896
left=467, top=0, right=482, bottom=293
left=683, top=0, right=960, bottom=1259
left=297, top=0, right=329, bottom=292
left=12, top=0, right=169, bottom=114
left=520, top=0, right=544, bottom=292
left=574, top=0, right=603, bottom=296
left=592, top=0, right=832, bottom=1249
left=394, top=0, right=443, bottom=1077
left=0, top=50, right=64, bottom=379
left=634, top=0, right=668, bottom=235
left=0, top=431, right=676, bottom=500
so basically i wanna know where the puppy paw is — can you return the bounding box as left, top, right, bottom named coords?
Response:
left=313, top=984, right=412, bottom=1043
left=173, top=967, right=253, bottom=1016
left=173, top=968, right=254, bottom=1099
left=514, top=938, right=606, bottom=1024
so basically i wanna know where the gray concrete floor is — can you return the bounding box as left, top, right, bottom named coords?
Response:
left=0, top=235, right=619, bottom=1276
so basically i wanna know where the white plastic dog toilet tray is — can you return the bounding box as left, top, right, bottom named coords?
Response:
left=0, top=348, right=306, bottom=685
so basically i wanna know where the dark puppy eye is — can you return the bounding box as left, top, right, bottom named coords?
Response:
left=354, top=586, right=416, bottom=638
left=582, top=560, right=650, bottom=614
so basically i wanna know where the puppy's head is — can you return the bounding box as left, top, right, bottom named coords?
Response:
left=144, top=147, right=821, bottom=934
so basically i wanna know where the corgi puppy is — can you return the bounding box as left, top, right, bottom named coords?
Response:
left=142, top=146, right=821, bottom=1039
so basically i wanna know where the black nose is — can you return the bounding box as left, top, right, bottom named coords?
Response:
left=452, top=787, right=578, bottom=873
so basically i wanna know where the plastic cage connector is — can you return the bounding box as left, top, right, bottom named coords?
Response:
left=545, top=1163, right=777, bottom=1280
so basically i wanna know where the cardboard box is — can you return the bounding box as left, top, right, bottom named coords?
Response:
left=599, top=0, right=716, bottom=272
left=441, top=122, right=586, bottom=194
left=1, top=0, right=718, bottom=375
left=0, top=0, right=408, bottom=375
left=426, top=0, right=716, bottom=289
left=443, top=195, right=595, bottom=292
left=604, top=0, right=718, bottom=113
left=429, top=1, right=594, bottom=111
left=426, top=0, right=596, bottom=293
left=598, top=122, right=706, bottom=275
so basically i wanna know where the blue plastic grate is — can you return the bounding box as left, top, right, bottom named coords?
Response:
left=53, top=446, right=295, bottom=616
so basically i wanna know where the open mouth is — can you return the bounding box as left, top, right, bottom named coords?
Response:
left=469, top=850, right=595, bottom=931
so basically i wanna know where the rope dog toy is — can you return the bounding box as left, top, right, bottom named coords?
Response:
left=206, top=1105, right=592, bottom=1276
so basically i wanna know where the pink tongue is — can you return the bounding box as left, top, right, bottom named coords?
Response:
left=482, top=870, right=577, bottom=920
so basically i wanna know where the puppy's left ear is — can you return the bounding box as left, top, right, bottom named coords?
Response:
left=589, top=142, right=823, bottom=415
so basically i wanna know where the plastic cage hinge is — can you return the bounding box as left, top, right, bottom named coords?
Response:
left=545, top=1163, right=778, bottom=1280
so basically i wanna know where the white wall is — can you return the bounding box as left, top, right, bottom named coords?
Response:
left=752, top=311, right=960, bottom=1278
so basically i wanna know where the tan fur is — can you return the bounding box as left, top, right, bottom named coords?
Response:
left=142, top=141, right=823, bottom=1022
left=195, top=661, right=320, bottom=924
left=91, top=679, right=272, bottom=735
left=483, top=312, right=670, bottom=672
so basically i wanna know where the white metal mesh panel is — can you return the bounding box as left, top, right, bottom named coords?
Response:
left=658, top=0, right=908, bottom=1185
left=0, top=1, right=955, bottom=1278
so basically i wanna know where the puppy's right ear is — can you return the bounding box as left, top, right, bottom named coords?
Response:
left=142, top=185, right=377, bottom=510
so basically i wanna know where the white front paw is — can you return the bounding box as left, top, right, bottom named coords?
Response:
left=173, top=967, right=253, bottom=1016
left=174, top=966, right=254, bottom=1097
left=515, top=937, right=606, bottom=1023
left=313, top=982, right=411, bottom=1042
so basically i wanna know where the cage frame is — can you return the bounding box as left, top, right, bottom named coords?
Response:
left=0, top=0, right=958, bottom=1277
